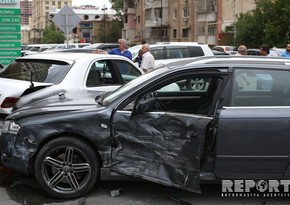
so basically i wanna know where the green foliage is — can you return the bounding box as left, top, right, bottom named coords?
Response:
left=42, top=24, right=65, bottom=44
left=235, top=0, right=290, bottom=48
left=109, top=0, right=124, bottom=17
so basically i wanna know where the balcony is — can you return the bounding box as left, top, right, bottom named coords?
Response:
left=124, top=7, right=136, bottom=14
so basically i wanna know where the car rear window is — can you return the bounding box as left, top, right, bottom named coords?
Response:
left=0, top=60, right=71, bottom=84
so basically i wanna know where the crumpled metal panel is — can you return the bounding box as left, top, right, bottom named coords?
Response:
left=111, top=111, right=212, bottom=193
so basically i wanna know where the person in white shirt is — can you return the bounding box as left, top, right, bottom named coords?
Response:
left=141, top=44, right=155, bottom=73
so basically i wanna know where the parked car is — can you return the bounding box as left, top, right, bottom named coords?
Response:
left=0, top=53, right=143, bottom=131
left=83, top=43, right=119, bottom=51
left=2, top=55, right=290, bottom=199
left=212, top=45, right=237, bottom=55
left=129, top=42, right=214, bottom=68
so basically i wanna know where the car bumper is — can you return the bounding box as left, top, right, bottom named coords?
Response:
left=0, top=119, right=3, bottom=135
left=0, top=133, right=31, bottom=175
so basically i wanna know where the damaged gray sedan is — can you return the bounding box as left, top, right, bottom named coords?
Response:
left=2, top=55, right=290, bottom=199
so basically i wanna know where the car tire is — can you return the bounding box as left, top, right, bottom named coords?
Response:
left=34, top=136, right=99, bottom=199
left=187, top=78, right=207, bottom=91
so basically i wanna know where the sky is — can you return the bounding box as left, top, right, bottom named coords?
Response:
left=72, top=0, right=112, bottom=9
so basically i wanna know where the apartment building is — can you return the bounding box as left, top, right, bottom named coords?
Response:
left=20, top=0, right=32, bottom=25
left=29, top=0, right=72, bottom=43
left=122, top=0, right=255, bottom=45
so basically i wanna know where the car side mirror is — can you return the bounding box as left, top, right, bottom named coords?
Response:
left=131, top=97, right=156, bottom=117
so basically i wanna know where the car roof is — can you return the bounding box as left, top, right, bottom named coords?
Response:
left=15, top=52, right=129, bottom=62
left=165, top=55, right=290, bottom=69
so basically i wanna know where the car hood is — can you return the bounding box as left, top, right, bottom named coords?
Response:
left=10, top=89, right=104, bottom=120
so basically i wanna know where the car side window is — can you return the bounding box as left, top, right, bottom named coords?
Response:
left=231, top=69, right=290, bottom=106
left=86, top=60, right=116, bottom=87
left=151, top=48, right=164, bottom=60
left=122, top=75, right=221, bottom=116
left=113, top=60, right=142, bottom=83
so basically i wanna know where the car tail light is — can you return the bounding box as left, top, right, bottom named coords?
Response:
left=1, top=97, right=19, bottom=108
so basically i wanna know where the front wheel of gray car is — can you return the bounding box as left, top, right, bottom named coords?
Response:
left=34, top=137, right=99, bottom=199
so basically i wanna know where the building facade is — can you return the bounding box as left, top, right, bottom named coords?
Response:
left=122, top=0, right=255, bottom=45
left=20, top=0, right=32, bottom=25
left=29, top=0, right=72, bottom=43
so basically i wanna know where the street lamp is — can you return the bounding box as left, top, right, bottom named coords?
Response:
left=101, top=6, right=108, bottom=43
left=160, top=0, right=163, bottom=42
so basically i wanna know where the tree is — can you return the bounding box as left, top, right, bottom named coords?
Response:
left=42, top=24, right=65, bottom=44
left=235, top=0, right=290, bottom=48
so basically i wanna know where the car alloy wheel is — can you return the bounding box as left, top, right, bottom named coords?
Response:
left=34, top=137, right=99, bottom=199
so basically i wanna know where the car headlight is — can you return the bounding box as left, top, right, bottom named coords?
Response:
left=2, top=121, right=20, bottom=134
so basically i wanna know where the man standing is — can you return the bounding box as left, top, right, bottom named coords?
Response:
left=260, top=44, right=271, bottom=56
left=235, top=45, right=247, bottom=55
left=281, top=44, right=290, bottom=58
left=96, top=38, right=132, bottom=60
left=140, top=44, right=155, bottom=73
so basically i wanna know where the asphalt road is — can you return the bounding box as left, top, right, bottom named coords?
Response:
left=0, top=163, right=290, bottom=205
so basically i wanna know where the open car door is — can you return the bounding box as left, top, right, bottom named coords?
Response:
left=111, top=109, right=212, bottom=193
left=109, top=73, right=218, bottom=193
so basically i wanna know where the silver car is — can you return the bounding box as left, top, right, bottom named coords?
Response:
left=0, top=53, right=143, bottom=130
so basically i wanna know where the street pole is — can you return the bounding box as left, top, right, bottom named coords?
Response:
left=101, top=6, right=107, bottom=43
left=160, top=0, right=162, bottom=42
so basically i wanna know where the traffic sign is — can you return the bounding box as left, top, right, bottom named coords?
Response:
left=0, top=33, right=21, bottom=40
left=0, top=8, right=20, bottom=15
left=0, top=16, right=21, bottom=23
left=0, top=50, right=21, bottom=56
left=52, top=5, right=82, bottom=34
left=0, top=25, right=21, bottom=32
left=0, top=58, right=16, bottom=65
left=0, top=42, right=21, bottom=48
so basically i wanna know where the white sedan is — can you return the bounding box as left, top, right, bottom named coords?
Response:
left=0, top=53, right=143, bottom=128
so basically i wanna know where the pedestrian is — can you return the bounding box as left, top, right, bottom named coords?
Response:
left=96, top=38, right=132, bottom=60
left=260, top=44, right=271, bottom=56
left=281, top=44, right=290, bottom=58
left=140, top=44, right=155, bottom=73
left=235, top=45, right=247, bottom=55
left=133, top=49, right=143, bottom=67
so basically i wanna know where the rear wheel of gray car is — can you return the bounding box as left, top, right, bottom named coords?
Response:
left=34, top=137, right=99, bottom=199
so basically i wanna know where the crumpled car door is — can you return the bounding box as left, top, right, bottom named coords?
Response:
left=111, top=110, right=212, bottom=193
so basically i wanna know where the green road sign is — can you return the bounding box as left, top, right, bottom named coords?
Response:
left=0, top=24, right=21, bottom=32
left=0, top=8, right=20, bottom=15
left=0, top=58, right=15, bottom=65
left=0, top=50, right=21, bottom=56
left=0, top=42, right=21, bottom=48
left=0, top=16, right=20, bottom=23
left=0, top=33, right=21, bottom=40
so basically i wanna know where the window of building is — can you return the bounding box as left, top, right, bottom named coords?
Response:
left=173, top=9, right=177, bottom=19
left=52, top=1, right=55, bottom=6
left=45, top=1, right=49, bottom=4
left=173, top=29, right=177, bottom=38
left=182, top=8, right=189, bottom=18
left=182, top=28, right=189, bottom=38
left=125, top=15, right=128, bottom=23
left=95, top=15, right=100, bottom=19
left=145, top=9, right=151, bottom=20
left=83, top=15, right=89, bottom=20
left=137, top=16, right=140, bottom=24
left=155, top=8, right=162, bottom=19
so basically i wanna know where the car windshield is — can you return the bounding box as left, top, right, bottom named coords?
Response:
left=103, top=67, right=168, bottom=105
left=0, top=60, right=72, bottom=84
